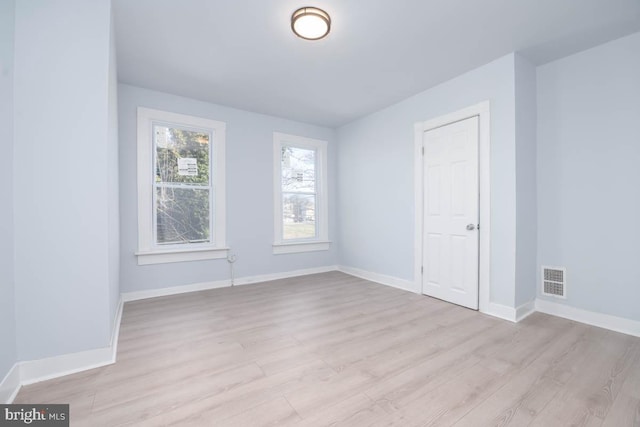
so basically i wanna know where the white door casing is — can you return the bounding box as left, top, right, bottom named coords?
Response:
left=422, top=116, right=479, bottom=309
left=414, top=101, right=491, bottom=314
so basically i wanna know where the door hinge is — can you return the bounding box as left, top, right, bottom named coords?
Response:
left=421, top=147, right=424, bottom=155
left=421, top=266, right=423, bottom=274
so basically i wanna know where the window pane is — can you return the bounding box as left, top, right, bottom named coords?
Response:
left=156, top=187, right=210, bottom=245
left=281, top=146, right=315, bottom=192
left=283, top=194, right=316, bottom=240
left=155, top=125, right=210, bottom=185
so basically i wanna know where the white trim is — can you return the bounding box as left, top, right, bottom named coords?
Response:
left=0, top=363, right=21, bottom=404
left=136, top=107, right=227, bottom=265
left=135, top=247, right=229, bottom=265
left=1, top=298, right=123, bottom=402
left=20, top=297, right=124, bottom=386
left=536, top=299, right=640, bottom=338
left=234, top=265, right=338, bottom=286
left=414, top=101, right=491, bottom=313
left=122, top=278, right=230, bottom=302
left=338, top=265, right=417, bottom=294
left=122, top=265, right=339, bottom=302
left=480, top=300, right=534, bottom=323
left=273, top=132, right=329, bottom=254
left=273, top=241, right=331, bottom=254
left=484, top=302, right=517, bottom=322
left=109, top=297, right=124, bottom=361
left=20, top=346, right=114, bottom=386
left=515, top=300, right=536, bottom=322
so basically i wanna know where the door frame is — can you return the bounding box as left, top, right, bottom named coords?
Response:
left=413, top=101, right=491, bottom=313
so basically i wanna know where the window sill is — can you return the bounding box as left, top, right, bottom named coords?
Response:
left=136, top=247, right=229, bottom=265
left=272, top=240, right=331, bottom=255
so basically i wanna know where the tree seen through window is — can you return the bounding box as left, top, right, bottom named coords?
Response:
left=154, top=125, right=211, bottom=245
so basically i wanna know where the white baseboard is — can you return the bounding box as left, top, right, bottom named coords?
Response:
left=484, top=302, right=517, bottom=322
left=2, top=297, right=125, bottom=400
left=535, top=298, right=640, bottom=338
left=109, top=296, right=124, bottom=361
left=122, top=265, right=339, bottom=302
left=0, top=363, right=21, bottom=404
left=234, top=265, right=339, bottom=286
left=122, top=278, right=229, bottom=302
left=20, top=346, right=114, bottom=386
left=515, top=300, right=536, bottom=322
left=337, top=265, right=418, bottom=294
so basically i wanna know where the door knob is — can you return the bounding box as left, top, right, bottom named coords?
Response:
left=466, top=224, right=476, bottom=231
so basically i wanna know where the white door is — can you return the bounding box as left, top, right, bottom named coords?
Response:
left=422, top=116, right=479, bottom=309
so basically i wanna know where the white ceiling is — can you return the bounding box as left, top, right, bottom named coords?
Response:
left=114, top=0, right=640, bottom=127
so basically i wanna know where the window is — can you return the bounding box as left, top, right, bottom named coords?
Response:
left=136, top=108, right=227, bottom=265
left=273, top=132, right=330, bottom=254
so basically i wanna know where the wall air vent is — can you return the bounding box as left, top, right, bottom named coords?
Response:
left=542, top=266, right=566, bottom=298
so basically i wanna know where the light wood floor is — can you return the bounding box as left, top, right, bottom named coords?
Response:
left=15, top=272, right=640, bottom=426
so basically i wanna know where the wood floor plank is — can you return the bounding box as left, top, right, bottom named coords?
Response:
left=528, top=329, right=639, bottom=427
left=131, top=360, right=336, bottom=426
left=12, top=272, right=640, bottom=427
left=451, top=321, right=593, bottom=427
left=367, top=315, right=579, bottom=427
left=298, top=393, right=388, bottom=427
left=601, top=341, right=640, bottom=427
left=219, top=396, right=301, bottom=427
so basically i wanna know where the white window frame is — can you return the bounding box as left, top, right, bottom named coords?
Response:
left=273, top=132, right=330, bottom=254
left=136, top=107, right=227, bottom=265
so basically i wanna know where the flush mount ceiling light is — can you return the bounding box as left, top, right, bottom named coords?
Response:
left=291, top=7, right=331, bottom=40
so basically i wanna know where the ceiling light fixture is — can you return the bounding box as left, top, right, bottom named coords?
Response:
left=291, top=7, right=331, bottom=40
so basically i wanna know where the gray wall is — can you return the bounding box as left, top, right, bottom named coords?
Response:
left=337, top=54, right=518, bottom=308
left=13, top=0, right=116, bottom=360
left=0, top=0, right=16, bottom=382
left=108, top=10, right=120, bottom=327
left=514, top=54, right=538, bottom=307
left=118, top=84, right=338, bottom=293
left=537, top=32, right=640, bottom=320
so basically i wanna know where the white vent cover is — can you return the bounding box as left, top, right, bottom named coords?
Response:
left=542, top=266, right=566, bottom=298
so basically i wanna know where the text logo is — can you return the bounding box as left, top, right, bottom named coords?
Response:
left=0, top=405, right=69, bottom=426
